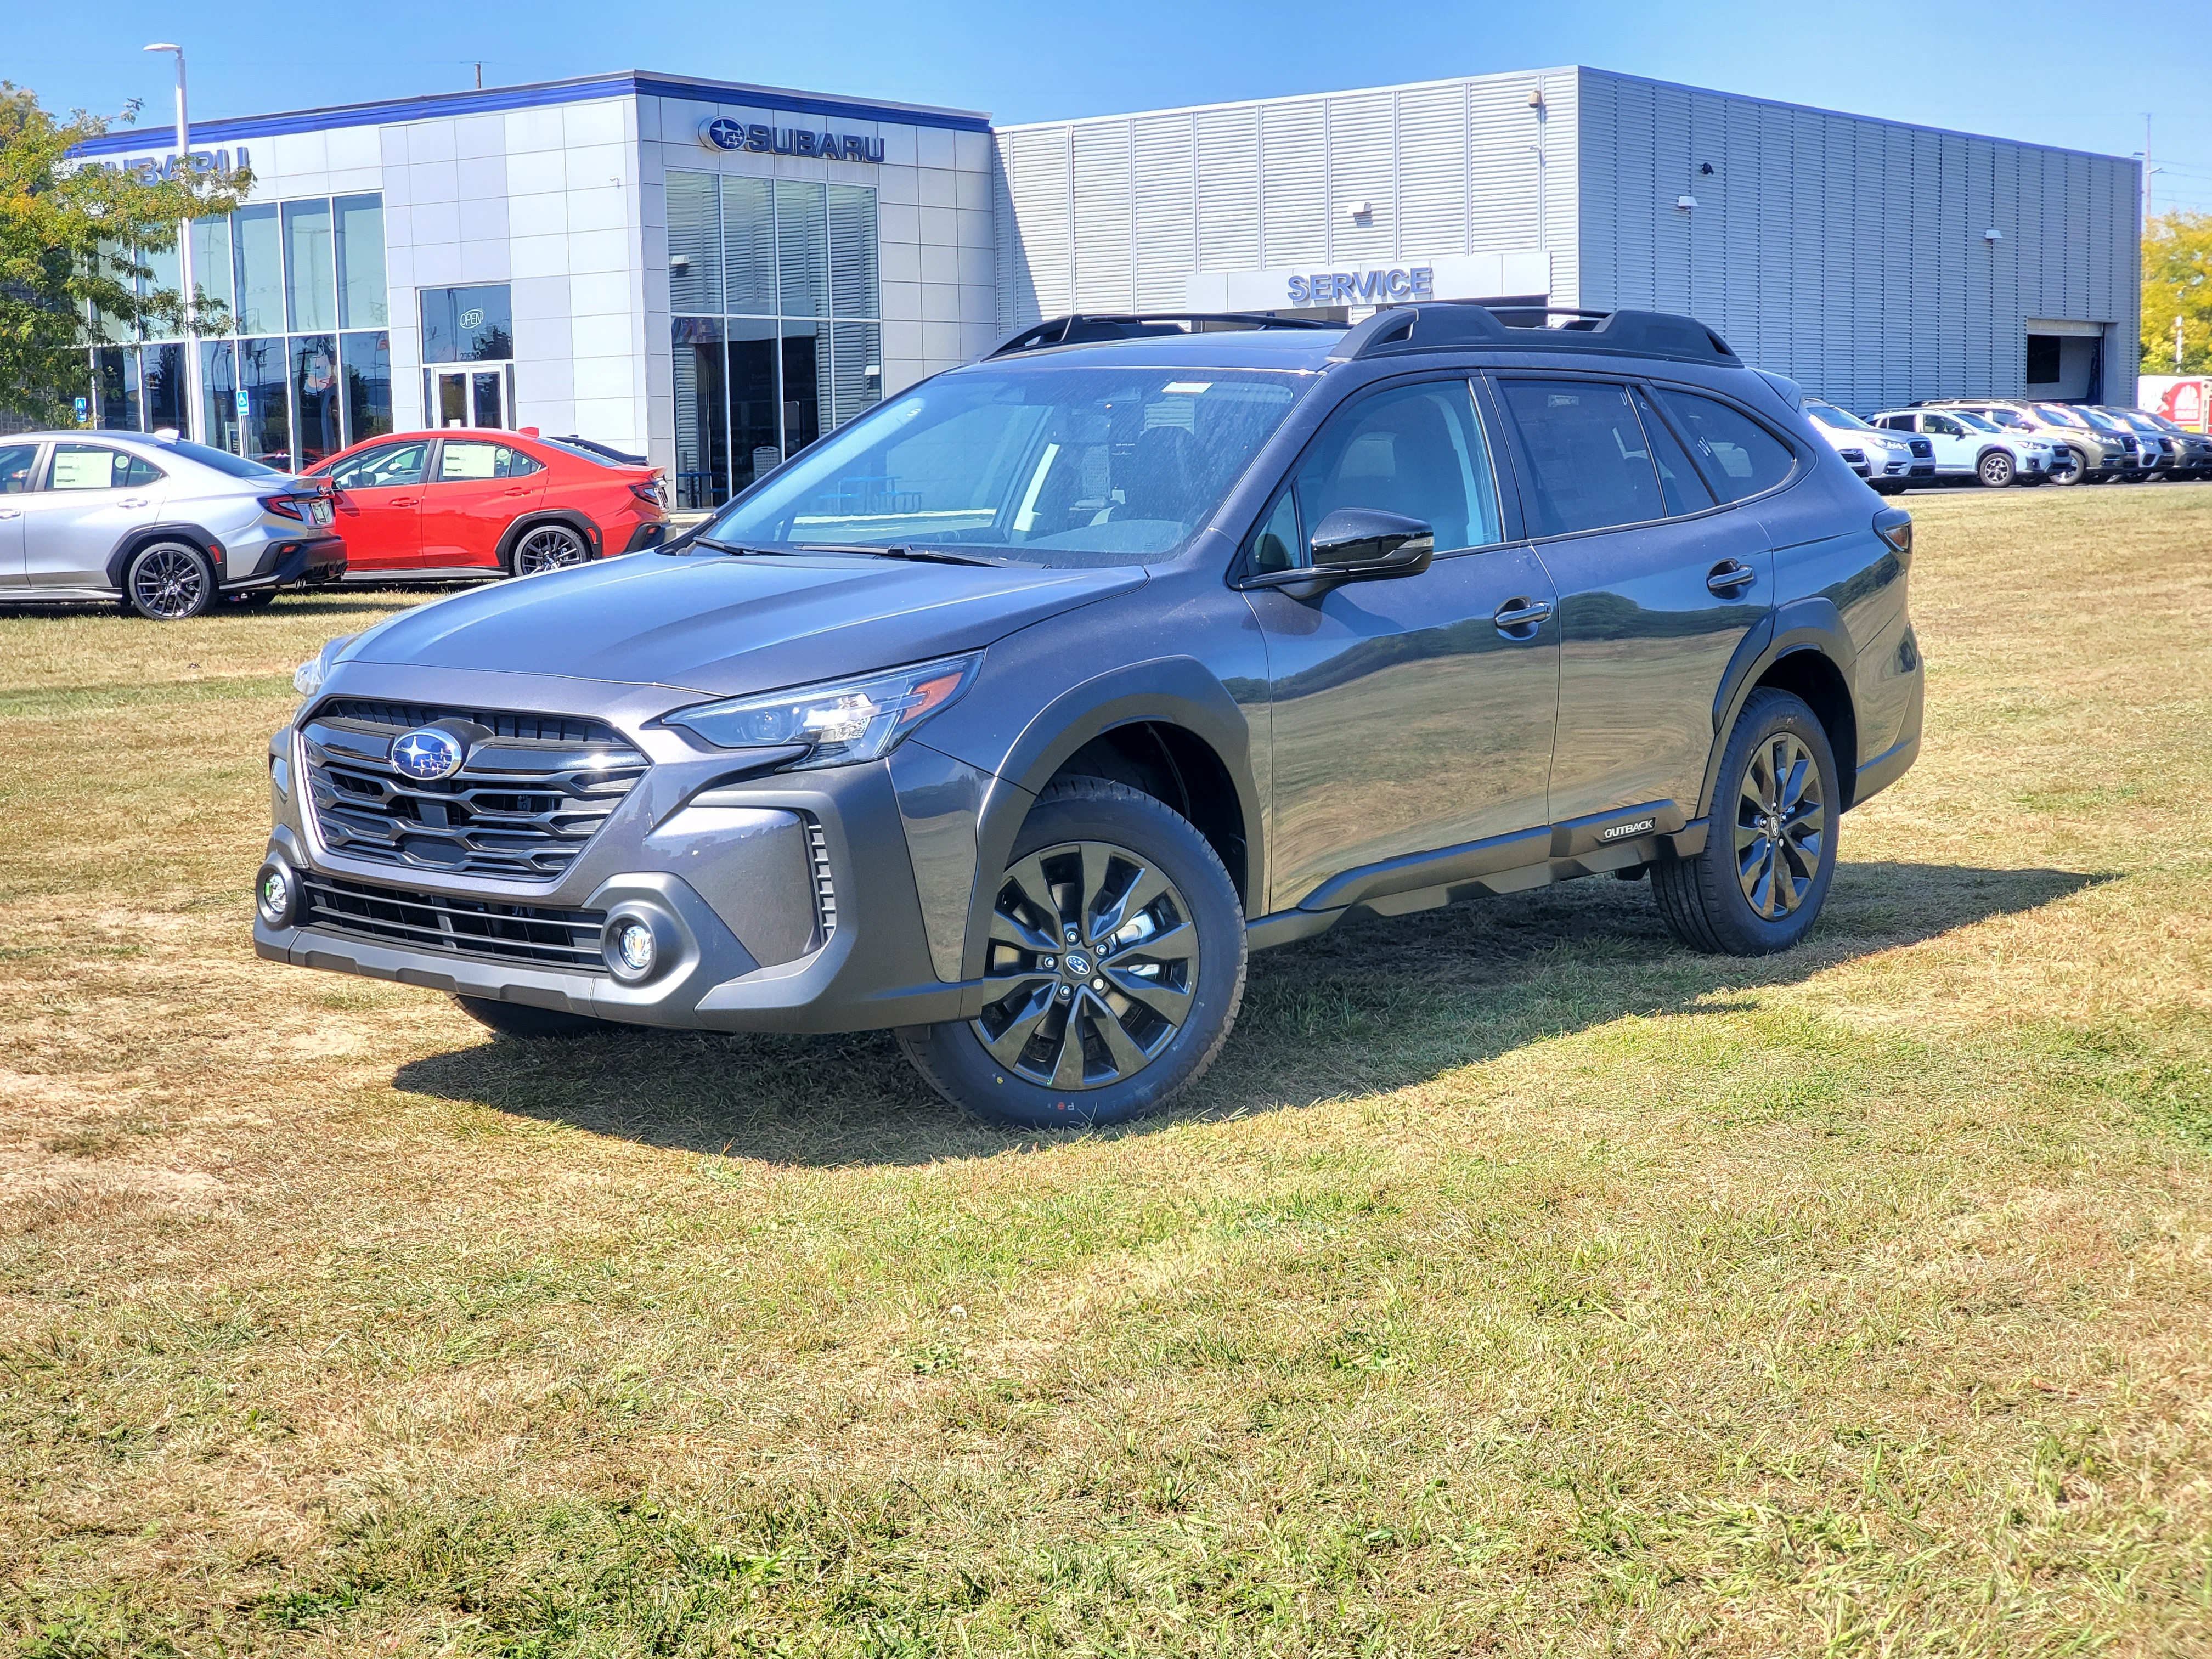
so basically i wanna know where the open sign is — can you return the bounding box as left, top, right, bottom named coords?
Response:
left=459, top=308, right=486, bottom=329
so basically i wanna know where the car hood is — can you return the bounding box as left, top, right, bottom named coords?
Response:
left=341, top=550, right=1147, bottom=697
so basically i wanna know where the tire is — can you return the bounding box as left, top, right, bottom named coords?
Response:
left=452, top=995, right=622, bottom=1039
left=2048, top=449, right=2085, bottom=486
left=125, top=540, right=216, bottom=620
left=509, top=521, right=592, bottom=577
left=1976, top=450, right=2015, bottom=488
left=897, top=777, right=1246, bottom=1130
left=1652, top=687, right=1839, bottom=957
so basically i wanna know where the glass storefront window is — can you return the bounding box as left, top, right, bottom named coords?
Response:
left=292, top=335, right=341, bottom=466
left=239, top=336, right=291, bottom=467
left=670, top=171, right=882, bottom=507
left=191, top=216, right=233, bottom=315
left=340, top=330, right=392, bottom=447
left=233, top=205, right=283, bottom=335
left=143, top=342, right=187, bottom=431
left=421, top=284, right=513, bottom=363
left=668, top=172, right=723, bottom=315
left=335, top=194, right=387, bottom=328
left=200, top=340, right=240, bottom=453
left=94, top=347, right=140, bottom=430
left=284, top=200, right=336, bottom=332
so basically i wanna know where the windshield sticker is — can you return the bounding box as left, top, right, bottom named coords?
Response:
left=1163, top=382, right=1213, bottom=395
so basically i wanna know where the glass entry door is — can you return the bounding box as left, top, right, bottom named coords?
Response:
left=427, top=363, right=511, bottom=430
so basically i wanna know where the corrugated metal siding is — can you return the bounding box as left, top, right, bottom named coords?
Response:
left=1577, top=67, right=2138, bottom=410
left=992, top=67, right=1578, bottom=329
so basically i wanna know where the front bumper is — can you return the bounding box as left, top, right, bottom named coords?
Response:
left=253, top=665, right=993, bottom=1034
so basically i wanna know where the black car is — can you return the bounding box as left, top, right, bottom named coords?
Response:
left=256, top=304, right=1923, bottom=1128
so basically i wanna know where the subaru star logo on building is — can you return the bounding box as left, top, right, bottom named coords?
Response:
left=391, top=727, right=466, bottom=781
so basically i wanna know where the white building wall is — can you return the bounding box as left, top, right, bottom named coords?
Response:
left=992, top=69, right=1578, bottom=328
left=1576, top=68, right=2141, bottom=411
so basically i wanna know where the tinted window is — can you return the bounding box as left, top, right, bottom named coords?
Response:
left=1246, top=489, right=1300, bottom=574
left=1291, top=380, right=1502, bottom=558
left=437, top=441, right=537, bottom=482
left=0, top=443, right=37, bottom=493
left=329, top=441, right=430, bottom=490
left=1876, top=415, right=1914, bottom=431
left=1499, top=380, right=1663, bottom=534
left=48, top=445, right=157, bottom=492
left=1923, top=415, right=1963, bottom=436
left=1655, top=390, right=1796, bottom=503
left=1634, top=391, right=1714, bottom=516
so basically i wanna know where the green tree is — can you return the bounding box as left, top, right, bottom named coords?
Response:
left=2141, top=210, right=2212, bottom=374
left=0, top=82, right=250, bottom=421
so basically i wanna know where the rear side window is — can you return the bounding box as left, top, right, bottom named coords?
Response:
left=0, top=443, right=35, bottom=493
left=437, top=441, right=543, bottom=482
left=1498, top=380, right=1663, bottom=535
left=1633, top=391, right=1713, bottom=516
left=1290, top=380, right=1503, bottom=557
left=48, top=445, right=163, bottom=491
left=1654, top=390, right=1796, bottom=503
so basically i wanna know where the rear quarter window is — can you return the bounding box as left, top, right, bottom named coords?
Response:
left=1654, top=390, right=1797, bottom=503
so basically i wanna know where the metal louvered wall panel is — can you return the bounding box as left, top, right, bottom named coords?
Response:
left=993, top=126, right=1071, bottom=326
left=1132, top=115, right=1198, bottom=309
left=1576, top=67, right=2138, bottom=411
left=1394, top=84, right=1468, bottom=260
left=1070, top=123, right=1135, bottom=311
left=1194, top=106, right=1261, bottom=273
left=1258, top=99, right=1327, bottom=269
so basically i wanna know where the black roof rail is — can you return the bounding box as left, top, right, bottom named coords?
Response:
left=1333, top=303, right=1739, bottom=366
left=985, top=312, right=1339, bottom=358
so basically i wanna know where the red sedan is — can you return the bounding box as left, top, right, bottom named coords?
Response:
left=303, top=430, right=669, bottom=579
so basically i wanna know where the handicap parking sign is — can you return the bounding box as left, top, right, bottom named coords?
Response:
left=73, top=396, right=87, bottom=423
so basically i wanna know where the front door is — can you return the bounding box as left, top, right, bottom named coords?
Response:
left=325, top=439, right=430, bottom=571
left=428, top=364, right=511, bottom=431
left=419, top=438, right=547, bottom=569
left=0, top=441, right=38, bottom=589
left=21, top=442, right=169, bottom=589
left=1246, top=376, right=1560, bottom=911
left=1493, top=377, right=1783, bottom=828
left=1914, top=411, right=1978, bottom=475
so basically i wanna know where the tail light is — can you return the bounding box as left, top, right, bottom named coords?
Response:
left=1874, top=509, right=1912, bottom=557
left=261, top=493, right=312, bottom=521
left=629, top=473, right=668, bottom=510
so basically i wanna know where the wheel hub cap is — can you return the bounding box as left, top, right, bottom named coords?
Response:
left=972, top=839, right=1199, bottom=1091
left=1734, top=733, right=1825, bottom=920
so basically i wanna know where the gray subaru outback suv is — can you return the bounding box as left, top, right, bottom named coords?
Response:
left=255, top=303, right=1923, bottom=1127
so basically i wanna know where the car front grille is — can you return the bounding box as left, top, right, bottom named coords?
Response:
left=1907, top=438, right=1935, bottom=459
left=300, top=699, right=647, bottom=879
left=297, top=873, right=607, bottom=972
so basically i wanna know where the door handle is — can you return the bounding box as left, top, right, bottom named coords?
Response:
left=120, top=496, right=149, bottom=509
left=0, top=507, right=20, bottom=519
left=1493, top=597, right=1553, bottom=635
left=390, top=497, right=420, bottom=507
left=1706, top=559, right=1756, bottom=596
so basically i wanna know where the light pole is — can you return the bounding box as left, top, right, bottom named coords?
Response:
left=144, top=43, right=199, bottom=442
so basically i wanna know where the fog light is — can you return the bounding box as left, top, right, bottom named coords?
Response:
left=256, top=860, right=297, bottom=927
left=605, top=913, right=662, bottom=983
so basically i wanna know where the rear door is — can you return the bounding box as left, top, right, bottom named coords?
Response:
left=1492, top=376, right=1780, bottom=832
left=419, top=439, right=548, bottom=569
left=21, top=443, right=169, bottom=589
left=325, top=439, right=430, bottom=571
left=1246, top=374, right=1559, bottom=910
left=0, top=441, right=40, bottom=589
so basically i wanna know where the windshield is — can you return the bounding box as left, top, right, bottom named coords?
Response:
left=1952, top=410, right=2001, bottom=434
left=2035, top=403, right=2090, bottom=430
left=701, top=366, right=1309, bottom=567
left=1805, top=402, right=1874, bottom=432
left=157, top=439, right=284, bottom=479
left=2077, top=408, right=2128, bottom=433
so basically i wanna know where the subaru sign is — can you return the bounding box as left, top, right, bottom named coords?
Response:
left=701, top=117, right=884, bottom=164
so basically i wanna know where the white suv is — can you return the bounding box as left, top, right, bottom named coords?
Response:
left=1870, top=408, right=2061, bottom=487
left=1800, top=400, right=1926, bottom=494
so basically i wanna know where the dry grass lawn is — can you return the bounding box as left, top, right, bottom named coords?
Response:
left=2, top=486, right=2210, bottom=1656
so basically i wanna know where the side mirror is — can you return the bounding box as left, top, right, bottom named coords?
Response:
left=1308, top=508, right=1435, bottom=580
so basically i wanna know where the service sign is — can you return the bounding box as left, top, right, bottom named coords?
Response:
left=701, top=117, right=884, bottom=164
left=1187, top=250, right=1551, bottom=315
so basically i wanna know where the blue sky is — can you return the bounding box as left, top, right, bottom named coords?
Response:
left=20, top=0, right=2212, bottom=213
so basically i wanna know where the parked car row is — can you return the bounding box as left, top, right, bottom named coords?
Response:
left=1798, top=395, right=2212, bottom=492
left=0, top=426, right=669, bottom=619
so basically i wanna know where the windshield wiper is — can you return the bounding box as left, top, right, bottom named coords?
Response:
left=793, top=543, right=1009, bottom=567
left=691, top=535, right=795, bottom=557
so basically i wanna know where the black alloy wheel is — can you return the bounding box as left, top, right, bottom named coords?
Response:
left=125, top=541, right=216, bottom=620
left=1977, top=450, right=2015, bottom=488
left=511, top=522, right=591, bottom=576
left=1652, top=687, right=1839, bottom=956
left=898, top=777, right=1245, bottom=1128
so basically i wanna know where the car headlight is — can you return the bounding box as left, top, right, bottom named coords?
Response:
left=668, top=653, right=980, bottom=770
left=292, top=634, right=357, bottom=699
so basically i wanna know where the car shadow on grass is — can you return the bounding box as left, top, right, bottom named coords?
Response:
left=390, top=859, right=2109, bottom=1168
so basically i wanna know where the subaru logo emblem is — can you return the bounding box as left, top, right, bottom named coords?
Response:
left=391, top=727, right=466, bottom=781
left=1063, top=951, right=1093, bottom=978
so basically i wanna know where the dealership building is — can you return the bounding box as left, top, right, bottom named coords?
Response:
left=74, top=65, right=2140, bottom=505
